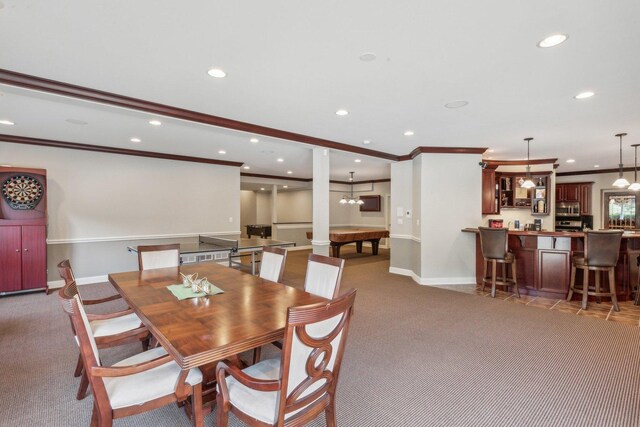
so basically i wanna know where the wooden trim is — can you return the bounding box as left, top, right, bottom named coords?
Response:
left=398, top=146, right=488, bottom=160
left=0, top=134, right=243, bottom=167
left=485, top=158, right=558, bottom=166
left=241, top=172, right=312, bottom=182
left=330, top=178, right=390, bottom=185
left=0, top=68, right=399, bottom=161
left=557, top=167, right=634, bottom=177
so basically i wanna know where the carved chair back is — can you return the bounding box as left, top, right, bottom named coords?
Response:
left=276, top=288, right=357, bottom=425
left=584, top=230, right=623, bottom=267
left=478, top=227, right=509, bottom=260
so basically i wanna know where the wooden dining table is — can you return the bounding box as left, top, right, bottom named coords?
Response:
left=108, top=262, right=326, bottom=373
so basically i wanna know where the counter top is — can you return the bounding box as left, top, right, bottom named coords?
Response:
left=462, top=228, right=640, bottom=238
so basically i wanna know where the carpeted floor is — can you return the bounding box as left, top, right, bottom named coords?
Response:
left=2, top=247, right=640, bottom=426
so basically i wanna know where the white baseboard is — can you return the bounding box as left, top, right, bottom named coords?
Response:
left=47, top=274, right=109, bottom=289
left=288, top=245, right=313, bottom=251
left=388, top=267, right=475, bottom=286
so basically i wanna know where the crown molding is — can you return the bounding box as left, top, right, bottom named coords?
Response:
left=556, top=166, right=636, bottom=177
left=0, top=68, right=400, bottom=162
left=485, top=158, right=558, bottom=167
left=0, top=134, right=243, bottom=167
left=398, top=146, right=488, bottom=160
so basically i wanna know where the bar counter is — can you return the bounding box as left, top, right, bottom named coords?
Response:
left=462, top=228, right=640, bottom=299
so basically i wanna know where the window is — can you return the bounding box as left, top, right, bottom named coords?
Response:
left=604, top=192, right=638, bottom=229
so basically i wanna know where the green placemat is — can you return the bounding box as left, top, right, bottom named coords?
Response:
left=166, top=283, right=224, bottom=300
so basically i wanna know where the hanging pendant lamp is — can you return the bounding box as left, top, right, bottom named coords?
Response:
left=612, top=133, right=630, bottom=188
left=520, top=137, right=536, bottom=189
left=629, top=143, right=640, bottom=191
left=339, top=172, right=365, bottom=205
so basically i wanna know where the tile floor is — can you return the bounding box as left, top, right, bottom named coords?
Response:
left=436, top=284, right=640, bottom=327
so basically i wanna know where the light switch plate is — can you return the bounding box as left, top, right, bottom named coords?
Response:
left=396, top=207, right=404, bottom=217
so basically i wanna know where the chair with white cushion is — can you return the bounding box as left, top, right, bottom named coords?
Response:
left=259, top=246, right=288, bottom=283
left=304, top=254, right=345, bottom=299
left=216, top=288, right=357, bottom=427
left=70, top=295, right=203, bottom=427
left=57, top=260, right=150, bottom=400
left=137, top=243, right=180, bottom=270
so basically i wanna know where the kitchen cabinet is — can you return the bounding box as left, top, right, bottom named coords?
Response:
left=498, top=173, right=550, bottom=215
left=556, top=183, right=580, bottom=203
left=555, top=182, right=593, bottom=214
left=580, top=183, right=593, bottom=215
left=0, top=166, right=48, bottom=294
left=481, top=168, right=499, bottom=214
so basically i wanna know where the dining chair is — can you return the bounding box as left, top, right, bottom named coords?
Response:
left=57, top=259, right=150, bottom=400
left=137, top=243, right=181, bottom=270
left=259, top=246, right=288, bottom=283
left=252, top=253, right=345, bottom=364
left=216, top=288, right=357, bottom=427
left=70, top=295, right=204, bottom=427
left=304, top=253, right=345, bottom=299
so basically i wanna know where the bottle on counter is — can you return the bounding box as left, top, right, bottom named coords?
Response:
left=515, top=220, right=520, bottom=230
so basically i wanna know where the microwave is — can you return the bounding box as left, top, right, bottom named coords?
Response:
left=556, top=202, right=580, bottom=217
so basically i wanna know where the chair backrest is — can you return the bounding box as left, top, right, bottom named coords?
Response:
left=303, top=254, right=344, bottom=299
left=137, top=244, right=180, bottom=270
left=57, top=259, right=81, bottom=317
left=259, top=246, right=288, bottom=283
left=585, top=230, right=623, bottom=267
left=277, top=288, right=357, bottom=425
left=478, top=227, right=508, bottom=260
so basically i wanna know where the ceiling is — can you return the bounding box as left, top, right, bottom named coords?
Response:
left=1, top=0, right=639, bottom=179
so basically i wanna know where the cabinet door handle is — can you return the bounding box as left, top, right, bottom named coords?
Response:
left=15, top=249, right=20, bottom=252
left=23, top=248, right=29, bottom=252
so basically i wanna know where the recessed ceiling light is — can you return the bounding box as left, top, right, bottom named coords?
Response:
left=594, top=164, right=600, bottom=168
left=487, top=149, right=495, bottom=153
left=336, top=109, right=349, bottom=116
left=207, top=68, right=227, bottom=78
left=404, top=130, right=414, bottom=136
left=566, top=159, right=576, bottom=163
left=130, top=137, right=141, bottom=143
left=354, top=159, right=362, bottom=163
left=574, top=91, right=595, bottom=99
left=0, top=119, right=15, bottom=126
left=283, top=185, right=288, bottom=189
left=444, top=100, right=469, bottom=109
left=277, top=158, right=284, bottom=162
left=260, top=188, right=265, bottom=191
left=243, top=166, right=250, bottom=170
left=287, top=170, right=293, bottom=174
left=149, top=120, right=162, bottom=126
left=537, top=33, right=568, bottom=48
left=250, top=138, right=259, bottom=143
left=359, top=52, right=377, bottom=62
left=363, top=140, right=371, bottom=145
left=66, top=118, right=88, bottom=125
left=218, top=150, right=226, bottom=154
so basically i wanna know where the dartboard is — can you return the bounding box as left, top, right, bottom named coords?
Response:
left=2, top=175, right=44, bottom=210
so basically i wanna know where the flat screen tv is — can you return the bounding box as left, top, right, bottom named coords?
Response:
left=359, top=195, right=381, bottom=212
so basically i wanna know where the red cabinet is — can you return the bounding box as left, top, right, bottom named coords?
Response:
left=0, top=167, right=48, bottom=294
left=0, top=226, right=22, bottom=293
left=481, top=169, right=499, bottom=214
left=556, top=183, right=580, bottom=202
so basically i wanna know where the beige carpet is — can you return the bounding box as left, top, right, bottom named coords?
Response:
left=2, top=247, right=640, bottom=426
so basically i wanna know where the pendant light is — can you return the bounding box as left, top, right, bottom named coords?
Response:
left=629, top=143, right=640, bottom=191
left=339, top=172, right=365, bottom=205
left=612, top=133, right=630, bottom=188
left=520, top=137, right=536, bottom=189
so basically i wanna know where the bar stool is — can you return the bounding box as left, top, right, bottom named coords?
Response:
left=478, top=227, right=520, bottom=298
left=567, top=230, right=623, bottom=311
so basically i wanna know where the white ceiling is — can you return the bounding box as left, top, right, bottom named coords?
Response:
left=1, top=0, right=640, bottom=176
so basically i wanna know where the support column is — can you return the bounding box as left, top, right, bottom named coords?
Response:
left=312, top=147, right=330, bottom=256
left=271, top=184, right=278, bottom=240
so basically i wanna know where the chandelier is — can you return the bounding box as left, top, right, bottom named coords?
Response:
left=339, top=172, right=364, bottom=205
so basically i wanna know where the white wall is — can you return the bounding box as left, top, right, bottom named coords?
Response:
left=276, top=190, right=312, bottom=222
left=240, top=190, right=257, bottom=236
left=1, top=142, right=240, bottom=241
left=256, top=191, right=272, bottom=224
left=421, top=153, right=481, bottom=284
